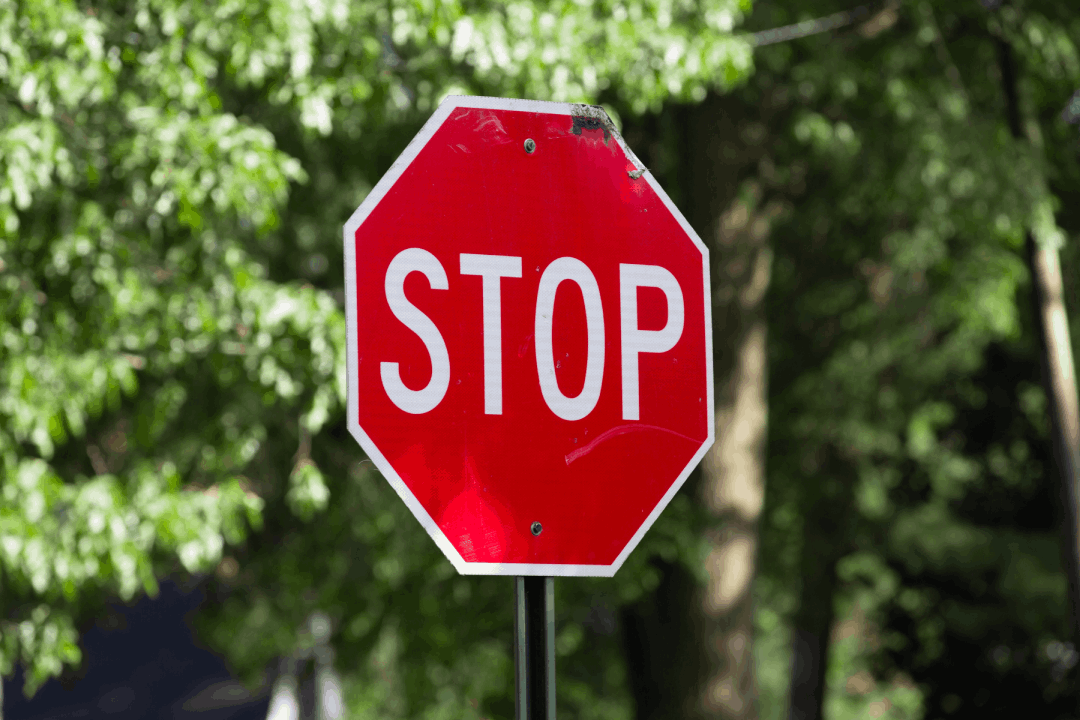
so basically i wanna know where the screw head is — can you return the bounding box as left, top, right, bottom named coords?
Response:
left=531, top=521, right=542, bottom=536
left=524, top=138, right=536, bottom=154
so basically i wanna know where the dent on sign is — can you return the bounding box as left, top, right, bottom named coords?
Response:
left=380, top=249, right=684, bottom=421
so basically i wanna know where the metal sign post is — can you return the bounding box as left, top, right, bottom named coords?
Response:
left=515, top=577, right=555, bottom=720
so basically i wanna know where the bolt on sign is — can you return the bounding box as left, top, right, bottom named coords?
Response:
left=344, top=96, right=715, bottom=577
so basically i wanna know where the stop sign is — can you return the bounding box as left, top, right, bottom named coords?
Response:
left=344, top=96, right=714, bottom=576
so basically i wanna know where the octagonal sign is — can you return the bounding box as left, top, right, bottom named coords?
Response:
left=344, top=96, right=714, bottom=576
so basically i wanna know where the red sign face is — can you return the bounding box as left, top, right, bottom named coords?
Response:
left=344, top=97, right=714, bottom=576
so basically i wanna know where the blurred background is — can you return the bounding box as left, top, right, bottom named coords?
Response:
left=2, top=0, right=1080, bottom=718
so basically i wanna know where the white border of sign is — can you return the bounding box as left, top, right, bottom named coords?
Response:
left=343, top=95, right=715, bottom=577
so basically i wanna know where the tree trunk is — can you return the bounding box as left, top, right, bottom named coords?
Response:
left=996, top=35, right=1080, bottom=700
left=623, top=90, right=780, bottom=720
left=785, top=455, right=855, bottom=720
left=622, top=558, right=700, bottom=720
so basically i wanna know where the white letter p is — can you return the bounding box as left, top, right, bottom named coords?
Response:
left=620, top=264, right=684, bottom=421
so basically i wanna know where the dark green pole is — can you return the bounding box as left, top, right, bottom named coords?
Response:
left=515, top=576, right=555, bottom=720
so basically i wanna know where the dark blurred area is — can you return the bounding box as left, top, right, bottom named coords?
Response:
left=3, top=580, right=269, bottom=720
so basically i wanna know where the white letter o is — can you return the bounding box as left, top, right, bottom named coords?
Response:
left=534, top=257, right=605, bottom=421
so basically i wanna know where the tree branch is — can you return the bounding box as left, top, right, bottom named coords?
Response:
left=747, top=0, right=901, bottom=47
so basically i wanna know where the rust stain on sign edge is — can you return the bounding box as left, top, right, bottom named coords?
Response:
left=569, top=103, right=615, bottom=142
left=569, top=103, right=648, bottom=179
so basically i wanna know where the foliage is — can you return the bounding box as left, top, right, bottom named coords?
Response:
left=4, top=0, right=1080, bottom=717
left=0, top=0, right=341, bottom=696
left=0, top=0, right=754, bottom=712
left=744, top=1, right=1080, bottom=717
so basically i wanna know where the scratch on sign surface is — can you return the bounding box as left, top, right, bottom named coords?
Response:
left=564, top=423, right=699, bottom=465
left=475, top=111, right=508, bottom=138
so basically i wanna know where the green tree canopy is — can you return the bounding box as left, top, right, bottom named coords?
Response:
left=0, top=0, right=754, bottom=709
left=4, top=1, right=1080, bottom=719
